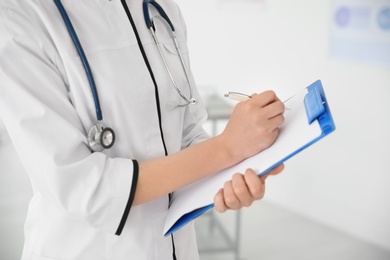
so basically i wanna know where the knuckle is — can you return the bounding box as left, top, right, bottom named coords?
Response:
left=277, top=114, right=285, bottom=125
left=247, top=100, right=257, bottom=111
left=255, top=195, right=264, bottom=201
left=257, top=123, right=268, bottom=133
left=233, top=186, right=246, bottom=197
left=215, top=205, right=225, bottom=213
left=225, top=196, right=239, bottom=208
left=244, top=200, right=253, bottom=207
left=251, top=187, right=264, bottom=199
left=274, top=128, right=280, bottom=137
left=277, top=100, right=285, bottom=110
left=224, top=180, right=232, bottom=190
left=233, top=172, right=243, bottom=179
left=255, top=192, right=265, bottom=200
left=260, top=126, right=274, bottom=138
left=232, top=173, right=244, bottom=183
left=240, top=102, right=254, bottom=115
left=265, top=90, right=277, bottom=100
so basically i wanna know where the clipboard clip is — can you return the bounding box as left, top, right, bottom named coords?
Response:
left=304, top=81, right=326, bottom=124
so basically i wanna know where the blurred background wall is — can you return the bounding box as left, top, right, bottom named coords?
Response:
left=179, top=0, right=390, bottom=253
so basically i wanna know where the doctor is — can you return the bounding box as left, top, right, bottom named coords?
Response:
left=0, top=1, right=285, bottom=260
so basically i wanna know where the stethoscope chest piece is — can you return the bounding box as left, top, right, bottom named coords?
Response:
left=88, top=122, right=115, bottom=152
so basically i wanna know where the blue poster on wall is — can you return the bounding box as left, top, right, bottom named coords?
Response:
left=330, top=0, right=390, bottom=66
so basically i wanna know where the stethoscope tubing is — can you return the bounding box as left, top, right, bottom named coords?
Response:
left=53, top=0, right=196, bottom=151
left=53, top=0, right=103, bottom=122
left=144, top=4, right=196, bottom=106
left=149, top=22, right=194, bottom=106
left=143, top=0, right=175, bottom=31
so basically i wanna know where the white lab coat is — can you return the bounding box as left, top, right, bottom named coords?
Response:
left=0, top=0, right=209, bottom=259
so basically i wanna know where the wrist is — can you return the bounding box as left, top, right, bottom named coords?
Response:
left=213, top=133, right=242, bottom=168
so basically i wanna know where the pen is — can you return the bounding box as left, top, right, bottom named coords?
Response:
left=224, top=91, right=291, bottom=110
left=224, top=92, right=252, bottom=102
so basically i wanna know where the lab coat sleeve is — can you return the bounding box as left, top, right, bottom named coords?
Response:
left=0, top=6, right=135, bottom=236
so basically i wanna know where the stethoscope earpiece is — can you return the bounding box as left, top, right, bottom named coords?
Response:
left=88, top=122, right=115, bottom=152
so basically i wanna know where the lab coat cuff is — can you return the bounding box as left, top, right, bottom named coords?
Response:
left=115, top=159, right=139, bottom=236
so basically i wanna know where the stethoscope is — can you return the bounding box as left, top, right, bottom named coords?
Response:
left=143, top=0, right=197, bottom=107
left=53, top=0, right=196, bottom=152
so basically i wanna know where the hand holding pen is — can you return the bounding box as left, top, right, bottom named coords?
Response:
left=219, top=90, right=285, bottom=162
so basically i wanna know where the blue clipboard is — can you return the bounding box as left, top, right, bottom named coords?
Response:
left=164, top=80, right=336, bottom=236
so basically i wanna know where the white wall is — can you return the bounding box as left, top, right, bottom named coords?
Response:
left=178, top=0, right=390, bottom=251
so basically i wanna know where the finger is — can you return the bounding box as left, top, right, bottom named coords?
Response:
left=214, top=189, right=228, bottom=213
left=261, top=99, right=286, bottom=119
left=232, top=173, right=253, bottom=208
left=223, top=180, right=241, bottom=210
left=268, top=114, right=285, bottom=130
left=268, top=163, right=285, bottom=175
left=244, top=169, right=265, bottom=200
left=251, top=90, right=279, bottom=108
left=261, top=164, right=285, bottom=181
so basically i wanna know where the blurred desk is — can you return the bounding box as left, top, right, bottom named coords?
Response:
left=197, top=93, right=241, bottom=260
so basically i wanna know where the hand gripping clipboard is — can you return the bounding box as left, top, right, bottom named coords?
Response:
left=163, top=80, right=336, bottom=236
